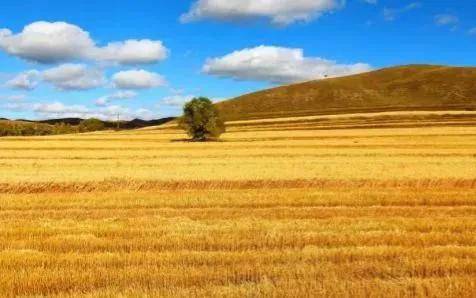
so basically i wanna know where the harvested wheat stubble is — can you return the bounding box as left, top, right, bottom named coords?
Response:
left=1, top=185, right=476, bottom=297
left=0, top=118, right=475, bottom=297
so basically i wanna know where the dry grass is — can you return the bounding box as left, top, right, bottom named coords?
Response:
left=0, top=114, right=475, bottom=297
left=217, top=65, right=476, bottom=121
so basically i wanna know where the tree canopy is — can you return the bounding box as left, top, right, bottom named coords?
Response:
left=179, top=97, right=225, bottom=141
left=78, top=118, right=105, bottom=132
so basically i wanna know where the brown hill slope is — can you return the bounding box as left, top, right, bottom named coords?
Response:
left=217, top=65, right=476, bottom=121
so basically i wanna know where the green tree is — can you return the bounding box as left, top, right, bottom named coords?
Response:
left=53, top=123, right=76, bottom=135
left=179, top=97, right=225, bottom=141
left=78, top=118, right=105, bottom=132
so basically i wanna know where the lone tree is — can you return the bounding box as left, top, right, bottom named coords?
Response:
left=179, top=97, right=225, bottom=141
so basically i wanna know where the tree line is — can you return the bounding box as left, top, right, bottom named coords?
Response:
left=0, top=118, right=106, bottom=137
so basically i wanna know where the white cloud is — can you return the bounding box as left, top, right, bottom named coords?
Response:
left=95, top=105, right=156, bottom=120
left=32, top=102, right=89, bottom=118
left=95, top=91, right=138, bottom=106
left=0, top=94, right=26, bottom=101
left=0, top=21, right=168, bottom=65
left=42, top=64, right=106, bottom=91
left=95, top=98, right=109, bottom=107
left=112, top=69, right=166, bottom=89
left=133, top=108, right=156, bottom=120
left=159, top=94, right=223, bottom=113
left=161, top=94, right=196, bottom=107
left=3, top=100, right=158, bottom=121
left=383, top=2, right=421, bottom=21
left=5, top=65, right=104, bottom=91
left=434, top=14, right=459, bottom=26
left=2, top=101, right=33, bottom=112
left=0, top=22, right=94, bottom=64
left=96, top=105, right=129, bottom=119
left=469, top=28, right=476, bottom=36
left=7, top=66, right=163, bottom=93
left=92, top=39, right=168, bottom=65
left=5, top=70, right=40, bottom=90
left=203, top=46, right=371, bottom=84
left=33, top=102, right=89, bottom=116
left=181, top=0, right=345, bottom=26
left=109, top=90, right=138, bottom=100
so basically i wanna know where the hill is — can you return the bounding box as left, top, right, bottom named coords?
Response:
left=217, top=65, right=476, bottom=121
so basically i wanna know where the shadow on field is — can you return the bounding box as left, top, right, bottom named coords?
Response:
left=170, top=138, right=225, bottom=143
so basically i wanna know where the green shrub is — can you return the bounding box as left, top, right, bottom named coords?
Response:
left=0, top=121, right=56, bottom=136
left=78, top=118, right=105, bottom=132
left=53, top=123, right=77, bottom=134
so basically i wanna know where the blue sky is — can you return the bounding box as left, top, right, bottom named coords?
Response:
left=0, top=0, right=475, bottom=120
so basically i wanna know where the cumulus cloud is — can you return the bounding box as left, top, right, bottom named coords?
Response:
left=92, top=39, right=168, bottom=65
left=0, top=94, right=26, bottom=101
left=5, top=64, right=105, bottom=91
left=94, top=98, right=108, bottom=107
left=33, top=102, right=90, bottom=116
left=112, top=70, right=166, bottom=89
left=159, top=94, right=223, bottom=111
left=2, top=101, right=33, bottom=112
left=434, top=14, right=459, bottom=27
left=95, top=91, right=138, bottom=106
left=181, top=0, right=345, bottom=26
left=94, top=105, right=157, bottom=120
left=203, top=46, right=371, bottom=84
left=132, top=108, right=156, bottom=120
left=0, top=21, right=168, bottom=64
left=93, top=105, right=132, bottom=119
left=0, top=22, right=94, bottom=64
left=3, top=100, right=157, bottom=120
left=42, top=64, right=106, bottom=91
left=5, top=70, right=40, bottom=90
left=161, top=94, right=196, bottom=107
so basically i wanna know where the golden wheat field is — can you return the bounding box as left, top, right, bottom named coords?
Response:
left=1, top=113, right=476, bottom=297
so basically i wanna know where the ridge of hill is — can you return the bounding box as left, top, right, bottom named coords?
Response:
left=216, top=65, right=476, bottom=121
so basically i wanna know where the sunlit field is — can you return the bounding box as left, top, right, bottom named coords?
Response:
left=1, top=112, right=476, bottom=297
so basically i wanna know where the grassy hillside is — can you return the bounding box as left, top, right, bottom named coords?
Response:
left=217, top=65, right=476, bottom=120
